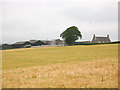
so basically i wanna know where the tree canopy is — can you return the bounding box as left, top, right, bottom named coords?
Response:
left=60, top=26, right=82, bottom=45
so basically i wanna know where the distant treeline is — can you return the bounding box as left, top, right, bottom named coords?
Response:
left=73, top=41, right=120, bottom=45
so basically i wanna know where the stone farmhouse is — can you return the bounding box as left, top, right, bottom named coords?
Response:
left=92, top=34, right=111, bottom=43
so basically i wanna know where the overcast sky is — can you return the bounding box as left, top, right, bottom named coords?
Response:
left=0, top=0, right=119, bottom=44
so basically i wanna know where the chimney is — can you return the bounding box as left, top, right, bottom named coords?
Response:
left=107, top=35, right=109, bottom=37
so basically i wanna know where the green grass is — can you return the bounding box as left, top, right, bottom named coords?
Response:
left=2, top=44, right=118, bottom=70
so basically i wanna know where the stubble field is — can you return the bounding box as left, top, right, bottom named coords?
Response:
left=2, top=44, right=118, bottom=88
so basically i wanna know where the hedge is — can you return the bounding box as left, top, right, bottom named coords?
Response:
left=73, top=41, right=120, bottom=45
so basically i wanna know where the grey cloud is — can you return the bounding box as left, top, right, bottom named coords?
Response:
left=63, top=4, right=117, bottom=23
left=1, top=1, right=118, bottom=44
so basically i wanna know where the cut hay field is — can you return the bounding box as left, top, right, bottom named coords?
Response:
left=2, top=44, right=118, bottom=88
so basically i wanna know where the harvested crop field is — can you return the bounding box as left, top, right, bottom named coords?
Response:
left=2, top=44, right=118, bottom=88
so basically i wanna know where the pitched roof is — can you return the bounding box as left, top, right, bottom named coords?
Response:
left=94, top=37, right=110, bottom=41
left=12, top=41, right=29, bottom=45
left=29, top=40, right=40, bottom=44
left=41, top=40, right=52, bottom=43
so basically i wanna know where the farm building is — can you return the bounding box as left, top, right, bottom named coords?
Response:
left=41, top=40, right=52, bottom=45
left=29, top=40, right=45, bottom=46
left=92, top=34, right=111, bottom=43
left=50, top=39, right=66, bottom=46
left=11, top=41, right=31, bottom=48
left=0, top=44, right=13, bottom=50
left=41, top=39, right=66, bottom=46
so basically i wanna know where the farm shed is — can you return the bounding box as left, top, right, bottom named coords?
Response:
left=41, top=40, right=52, bottom=45
left=11, top=41, right=31, bottom=48
left=41, top=39, right=66, bottom=46
left=0, top=44, right=13, bottom=50
left=29, top=40, right=45, bottom=46
left=51, top=39, right=66, bottom=46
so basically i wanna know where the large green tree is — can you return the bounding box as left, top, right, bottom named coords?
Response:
left=60, top=26, right=82, bottom=45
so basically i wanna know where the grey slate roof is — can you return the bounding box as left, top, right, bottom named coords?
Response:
left=94, top=37, right=110, bottom=42
left=29, top=40, right=39, bottom=44
left=92, top=34, right=111, bottom=43
left=12, top=41, right=29, bottom=45
left=41, top=40, right=51, bottom=44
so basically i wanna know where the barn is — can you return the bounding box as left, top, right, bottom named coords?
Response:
left=0, top=44, right=13, bottom=50
left=29, top=40, right=45, bottom=46
left=51, top=39, right=65, bottom=46
left=41, top=39, right=66, bottom=46
left=11, top=41, right=31, bottom=48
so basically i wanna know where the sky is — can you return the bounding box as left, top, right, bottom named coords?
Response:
left=0, top=0, right=119, bottom=44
